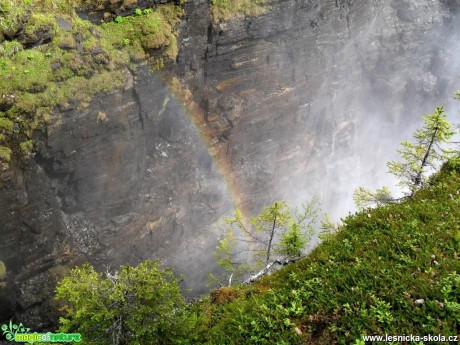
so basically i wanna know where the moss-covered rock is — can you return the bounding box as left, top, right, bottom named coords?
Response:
left=0, top=0, right=183, bottom=167
left=0, top=261, right=7, bottom=289
left=0, top=261, right=6, bottom=279
left=0, top=146, right=11, bottom=162
left=210, top=0, right=270, bottom=22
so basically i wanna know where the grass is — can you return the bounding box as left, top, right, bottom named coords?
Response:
left=210, top=0, right=270, bottom=22
left=190, top=158, right=460, bottom=344
left=0, top=0, right=183, bottom=165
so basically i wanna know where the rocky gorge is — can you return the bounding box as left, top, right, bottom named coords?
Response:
left=1, top=0, right=459, bottom=328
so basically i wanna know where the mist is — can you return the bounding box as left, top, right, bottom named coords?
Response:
left=256, top=0, right=460, bottom=221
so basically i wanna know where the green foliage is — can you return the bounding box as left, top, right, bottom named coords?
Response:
left=0, top=0, right=29, bottom=36
left=440, top=272, right=460, bottom=322
left=214, top=199, right=319, bottom=284
left=23, top=11, right=59, bottom=40
left=353, top=186, right=393, bottom=210
left=443, top=155, right=460, bottom=173
left=194, top=161, right=460, bottom=344
left=56, top=260, right=195, bottom=345
left=101, top=6, right=181, bottom=55
left=354, top=105, right=456, bottom=209
left=133, top=8, right=154, bottom=17
left=387, top=106, right=456, bottom=195
left=276, top=223, right=305, bottom=258
left=319, top=213, right=339, bottom=240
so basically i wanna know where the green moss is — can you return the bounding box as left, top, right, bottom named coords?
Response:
left=23, top=12, right=59, bottom=40
left=100, top=6, right=182, bottom=59
left=0, top=117, right=14, bottom=132
left=0, top=261, right=6, bottom=289
left=20, top=139, right=33, bottom=156
left=165, top=35, right=178, bottom=60
left=0, top=2, right=183, bottom=166
left=0, top=40, right=24, bottom=56
left=0, top=146, right=11, bottom=162
left=5, top=49, right=53, bottom=93
left=211, top=0, right=269, bottom=22
left=48, top=265, right=70, bottom=281
left=0, top=0, right=29, bottom=37
left=0, top=261, right=5, bottom=279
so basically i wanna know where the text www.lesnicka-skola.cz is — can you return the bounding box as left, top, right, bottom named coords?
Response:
left=363, top=334, right=458, bottom=342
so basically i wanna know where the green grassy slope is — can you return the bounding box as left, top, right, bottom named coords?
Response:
left=192, top=158, right=460, bottom=344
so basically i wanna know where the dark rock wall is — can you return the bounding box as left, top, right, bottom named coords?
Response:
left=39, top=69, right=145, bottom=219
left=1, top=0, right=459, bottom=327
left=178, top=0, right=460, bottom=217
left=0, top=65, right=232, bottom=327
left=0, top=161, right=65, bottom=326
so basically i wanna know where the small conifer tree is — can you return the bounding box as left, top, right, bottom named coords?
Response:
left=214, top=199, right=318, bottom=284
left=354, top=105, right=456, bottom=209
left=387, top=106, right=455, bottom=195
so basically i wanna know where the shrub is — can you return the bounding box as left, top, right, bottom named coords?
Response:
left=56, top=260, right=196, bottom=345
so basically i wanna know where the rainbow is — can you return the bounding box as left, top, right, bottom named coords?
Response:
left=160, top=72, right=252, bottom=224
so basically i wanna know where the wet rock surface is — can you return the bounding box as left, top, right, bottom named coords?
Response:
left=1, top=0, right=460, bottom=328
left=0, top=65, right=232, bottom=327
left=178, top=0, right=460, bottom=216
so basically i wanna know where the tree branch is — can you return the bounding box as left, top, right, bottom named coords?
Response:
left=243, top=256, right=306, bottom=284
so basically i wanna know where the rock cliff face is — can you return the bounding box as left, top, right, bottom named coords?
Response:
left=178, top=0, right=460, bottom=216
left=1, top=0, right=459, bottom=327
left=0, top=63, right=233, bottom=327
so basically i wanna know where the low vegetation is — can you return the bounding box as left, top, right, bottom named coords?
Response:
left=0, top=0, right=183, bottom=167
left=210, top=0, right=270, bottom=22
left=192, top=157, right=460, bottom=344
